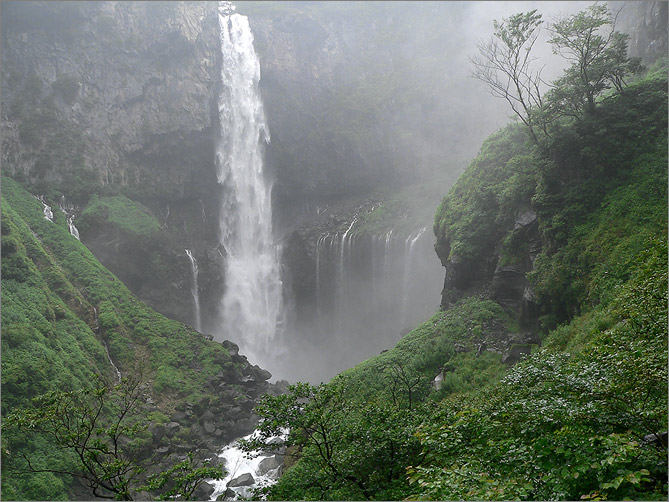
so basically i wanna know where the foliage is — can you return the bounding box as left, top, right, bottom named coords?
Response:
left=473, top=4, right=644, bottom=143
left=6, top=376, right=223, bottom=500
left=547, top=4, right=642, bottom=118
left=241, top=378, right=426, bottom=500
left=434, top=123, right=535, bottom=263
left=471, top=10, right=546, bottom=142
left=1, top=177, right=238, bottom=499
left=140, top=452, right=223, bottom=501
left=407, top=239, right=667, bottom=501
left=78, top=194, right=161, bottom=237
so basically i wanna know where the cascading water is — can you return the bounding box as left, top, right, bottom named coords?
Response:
left=185, top=249, right=202, bottom=332
left=215, top=1, right=283, bottom=368
left=36, top=195, right=53, bottom=221
left=286, top=223, right=442, bottom=383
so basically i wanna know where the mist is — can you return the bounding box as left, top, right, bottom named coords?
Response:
left=228, top=1, right=598, bottom=383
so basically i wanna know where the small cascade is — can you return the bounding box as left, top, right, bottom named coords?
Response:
left=315, top=234, right=328, bottom=316
left=299, top=223, right=441, bottom=381
left=36, top=196, right=53, bottom=221
left=94, top=307, right=122, bottom=383
left=336, top=217, right=357, bottom=331
left=400, top=226, right=427, bottom=325
left=210, top=430, right=285, bottom=501
left=67, top=215, right=80, bottom=240
left=103, top=341, right=122, bottom=383
left=185, top=249, right=202, bottom=332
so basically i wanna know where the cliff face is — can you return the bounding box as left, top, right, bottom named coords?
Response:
left=2, top=1, right=507, bottom=332
left=434, top=73, right=668, bottom=360
left=241, top=1, right=510, bottom=228
left=610, top=0, right=668, bottom=65
left=1, top=1, right=224, bottom=327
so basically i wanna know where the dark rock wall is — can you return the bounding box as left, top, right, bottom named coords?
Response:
left=1, top=1, right=223, bottom=327
left=610, top=1, right=668, bottom=65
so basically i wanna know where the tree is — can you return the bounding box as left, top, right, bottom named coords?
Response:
left=5, top=375, right=222, bottom=500
left=240, top=377, right=425, bottom=500
left=471, top=10, right=547, bottom=143
left=547, top=4, right=642, bottom=118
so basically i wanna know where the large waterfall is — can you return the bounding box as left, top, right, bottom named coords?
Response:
left=215, top=2, right=283, bottom=368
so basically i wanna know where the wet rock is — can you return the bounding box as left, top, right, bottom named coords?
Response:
left=193, top=396, right=210, bottom=416
left=150, top=423, right=165, bottom=443
left=258, top=455, right=283, bottom=475
left=501, top=343, right=533, bottom=365
left=192, top=480, right=215, bottom=501
left=491, top=265, right=527, bottom=314
left=165, top=422, right=180, bottom=437
left=171, top=410, right=189, bottom=423
left=221, top=340, right=239, bottom=357
left=217, top=488, right=237, bottom=500
left=229, top=472, right=255, bottom=487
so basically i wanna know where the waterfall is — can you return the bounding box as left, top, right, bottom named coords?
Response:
left=103, top=341, right=122, bottom=383
left=337, top=218, right=357, bottom=330
left=67, top=215, right=80, bottom=240
left=216, top=1, right=283, bottom=363
left=185, top=249, right=202, bottom=332
left=36, top=196, right=53, bottom=221
left=210, top=430, right=286, bottom=500
left=400, top=226, right=427, bottom=325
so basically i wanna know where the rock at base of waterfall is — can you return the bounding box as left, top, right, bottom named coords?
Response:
left=258, top=455, right=283, bottom=475
left=217, top=488, right=237, bottom=500
left=193, top=481, right=215, bottom=501
left=229, top=472, right=255, bottom=487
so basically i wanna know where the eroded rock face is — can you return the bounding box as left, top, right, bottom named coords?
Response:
left=610, top=0, right=668, bottom=65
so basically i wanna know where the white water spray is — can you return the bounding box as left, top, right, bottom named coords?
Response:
left=185, top=249, right=202, bottom=332
left=216, top=2, right=283, bottom=363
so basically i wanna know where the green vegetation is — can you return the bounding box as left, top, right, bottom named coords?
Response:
left=78, top=194, right=161, bottom=237
left=243, top=66, right=667, bottom=500
left=0, top=176, right=241, bottom=499
left=5, top=376, right=222, bottom=500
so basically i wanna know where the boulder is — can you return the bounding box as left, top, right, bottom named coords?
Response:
left=228, top=472, right=255, bottom=487
left=221, top=340, right=240, bottom=357
left=150, top=423, right=165, bottom=443
left=165, top=422, right=180, bottom=437
left=257, top=455, right=283, bottom=475
left=217, top=488, right=237, bottom=500
left=192, top=481, right=215, bottom=501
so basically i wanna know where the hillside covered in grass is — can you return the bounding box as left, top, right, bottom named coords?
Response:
left=242, top=68, right=668, bottom=501
left=1, top=177, right=281, bottom=500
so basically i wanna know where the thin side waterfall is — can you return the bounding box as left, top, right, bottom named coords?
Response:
left=67, top=216, right=80, bottom=240
left=216, top=1, right=283, bottom=363
left=185, top=249, right=202, bottom=332
left=401, top=226, right=427, bottom=325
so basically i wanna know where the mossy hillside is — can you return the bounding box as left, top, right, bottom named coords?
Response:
left=337, top=297, right=513, bottom=404
left=0, top=177, right=249, bottom=499
left=435, top=73, right=667, bottom=323
left=77, top=193, right=161, bottom=237
left=350, top=168, right=463, bottom=238
left=259, top=71, right=667, bottom=501
left=2, top=178, right=233, bottom=400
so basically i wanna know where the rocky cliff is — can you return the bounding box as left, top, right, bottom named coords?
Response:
left=1, top=1, right=224, bottom=328
left=2, top=0, right=509, bottom=335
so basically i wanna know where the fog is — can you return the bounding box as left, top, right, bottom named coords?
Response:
left=233, top=1, right=598, bottom=383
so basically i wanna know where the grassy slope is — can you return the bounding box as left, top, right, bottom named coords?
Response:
left=1, top=177, right=238, bottom=499
left=265, top=72, right=668, bottom=500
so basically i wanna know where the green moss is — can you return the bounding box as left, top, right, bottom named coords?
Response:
left=78, top=194, right=160, bottom=237
left=0, top=177, right=240, bottom=499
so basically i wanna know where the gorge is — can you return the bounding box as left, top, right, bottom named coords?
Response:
left=1, top=1, right=667, bottom=501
